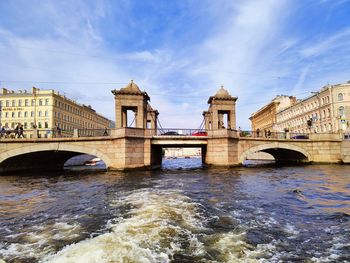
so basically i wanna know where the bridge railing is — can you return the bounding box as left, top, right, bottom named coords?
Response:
left=157, top=128, right=207, bottom=136
left=77, top=128, right=111, bottom=137
left=239, top=130, right=343, bottom=140
left=0, top=128, right=76, bottom=139
left=238, top=130, right=289, bottom=139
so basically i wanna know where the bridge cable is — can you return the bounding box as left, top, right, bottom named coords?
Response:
left=147, top=102, right=164, bottom=134
left=198, top=118, right=205, bottom=130
left=129, top=115, right=136, bottom=127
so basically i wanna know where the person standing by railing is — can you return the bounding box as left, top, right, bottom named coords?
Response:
left=14, top=124, right=19, bottom=138
left=0, top=126, right=5, bottom=138
left=103, top=127, right=108, bottom=136
left=18, top=124, right=24, bottom=138
left=256, top=128, right=260, bottom=138
left=56, top=126, right=62, bottom=138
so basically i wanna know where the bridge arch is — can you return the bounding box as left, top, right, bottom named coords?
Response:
left=239, top=142, right=312, bottom=164
left=0, top=143, right=112, bottom=173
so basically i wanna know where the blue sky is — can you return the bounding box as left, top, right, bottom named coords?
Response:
left=0, top=0, right=350, bottom=129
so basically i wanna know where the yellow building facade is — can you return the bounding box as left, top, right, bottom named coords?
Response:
left=250, top=95, right=296, bottom=132
left=275, top=82, right=350, bottom=133
left=0, top=87, right=111, bottom=137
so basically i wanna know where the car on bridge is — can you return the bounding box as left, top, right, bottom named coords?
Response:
left=291, top=134, right=309, bottom=139
left=162, top=131, right=180, bottom=136
left=192, top=131, right=207, bottom=136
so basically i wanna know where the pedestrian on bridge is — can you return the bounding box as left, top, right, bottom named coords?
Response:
left=14, top=124, right=19, bottom=138
left=18, top=125, right=24, bottom=138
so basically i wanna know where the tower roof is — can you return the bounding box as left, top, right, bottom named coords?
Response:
left=111, top=80, right=150, bottom=100
left=208, top=85, right=237, bottom=103
left=120, top=80, right=142, bottom=93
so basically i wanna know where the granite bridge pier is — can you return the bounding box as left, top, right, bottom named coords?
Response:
left=0, top=81, right=349, bottom=173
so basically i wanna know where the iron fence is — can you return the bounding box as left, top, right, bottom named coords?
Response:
left=238, top=130, right=311, bottom=140
left=0, top=127, right=344, bottom=140
left=78, top=129, right=110, bottom=137
left=157, top=128, right=207, bottom=136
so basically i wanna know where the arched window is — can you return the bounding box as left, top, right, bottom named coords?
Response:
left=339, top=106, right=345, bottom=116
left=24, top=111, right=28, bottom=117
left=338, top=93, right=343, bottom=101
left=38, top=111, right=42, bottom=117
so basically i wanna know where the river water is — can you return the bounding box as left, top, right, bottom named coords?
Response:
left=0, top=158, right=349, bottom=263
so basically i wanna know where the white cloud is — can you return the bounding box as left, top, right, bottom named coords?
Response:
left=1, top=0, right=349, bottom=130
left=300, top=28, right=350, bottom=58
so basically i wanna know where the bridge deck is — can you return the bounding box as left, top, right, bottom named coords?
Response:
left=151, top=135, right=207, bottom=146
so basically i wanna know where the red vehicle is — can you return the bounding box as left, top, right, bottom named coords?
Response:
left=192, top=131, right=207, bottom=136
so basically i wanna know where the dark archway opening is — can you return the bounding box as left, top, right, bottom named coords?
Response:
left=243, top=148, right=309, bottom=167
left=0, top=151, right=107, bottom=174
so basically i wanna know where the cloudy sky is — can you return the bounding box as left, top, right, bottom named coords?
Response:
left=0, top=0, right=350, bottom=129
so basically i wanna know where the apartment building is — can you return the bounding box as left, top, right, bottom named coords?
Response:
left=0, top=87, right=112, bottom=137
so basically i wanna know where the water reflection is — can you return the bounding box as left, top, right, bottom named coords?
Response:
left=0, top=160, right=349, bottom=262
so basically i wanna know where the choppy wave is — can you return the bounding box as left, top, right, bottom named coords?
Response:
left=39, top=190, right=268, bottom=263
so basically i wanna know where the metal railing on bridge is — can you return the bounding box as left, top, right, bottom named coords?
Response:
left=156, top=128, right=207, bottom=136
left=0, top=127, right=344, bottom=140
left=238, top=130, right=342, bottom=140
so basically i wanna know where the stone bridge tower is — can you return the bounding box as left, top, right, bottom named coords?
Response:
left=204, top=85, right=238, bottom=130
left=112, top=80, right=158, bottom=129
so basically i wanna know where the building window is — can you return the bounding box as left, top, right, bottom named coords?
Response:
left=5, top=112, right=8, bottom=118
left=24, top=122, right=28, bottom=129
left=18, top=100, right=22, bottom=106
left=45, top=122, right=48, bottom=128
left=338, top=93, right=344, bottom=101
left=39, top=99, right=43, bottom=106
left=45, top=99, right=49, bottom=105
left=24, top=111, right=28, bottom=117
left=25, top=99, right=29, bottom=106
left=31, top=111, right=34, bottom=117
left=6, top=100, right=9, bottom=107
left=339, top=106, right=345, bottom=117
left=38, top=122, right=42, bottom=128
left=12, top=100, right=15, bottom=107
left=12, top=112, right=15, bottom=118
left=38, top=111, right=42, bottom=117
left=18, top=112, right=21, bottom=117
left=45, top=111, right=48, bottom=117
left=31, top=99, right=35, bottom=106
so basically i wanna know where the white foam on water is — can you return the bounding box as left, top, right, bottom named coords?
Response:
left=284, top=223, right=299, bottom=236
left=41, top=190, right=207, bottom=263
left=0, top=220, right=83, bottom=261
left=40, top=189, right=272, bottom=263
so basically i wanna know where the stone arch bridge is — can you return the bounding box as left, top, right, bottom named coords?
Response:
left=0, top=128, right=349, bottom=173
left=1, top=81, right=349, bottom=173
